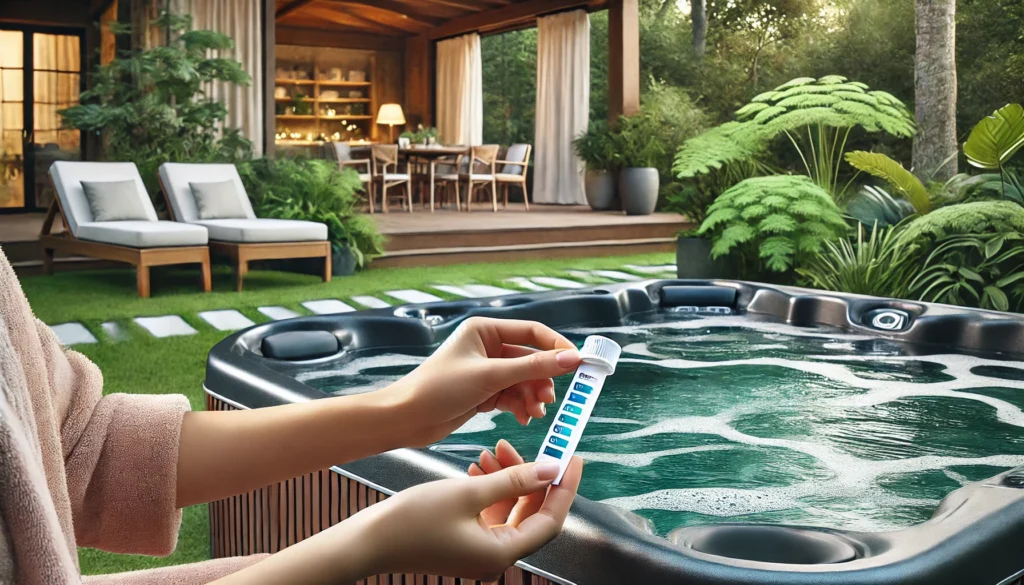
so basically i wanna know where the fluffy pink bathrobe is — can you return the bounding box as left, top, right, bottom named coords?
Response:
left=0, top=251, right=264, bottom=584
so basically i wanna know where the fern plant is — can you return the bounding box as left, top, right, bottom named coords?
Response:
left=896, top=200, right=1024, bottom=247
left=737, top=75, right=916, bottom=199
left=797, top=221, right=916, bottom=299
left=910, top=232, right=1024, bottom=312
left=697, top=175, right=849, bottom=273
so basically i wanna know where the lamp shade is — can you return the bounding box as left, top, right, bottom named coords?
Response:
left=376, top=103, right=406, bottom=125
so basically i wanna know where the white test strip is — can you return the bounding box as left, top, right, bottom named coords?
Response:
left=536, top=335, right=622, bottom=485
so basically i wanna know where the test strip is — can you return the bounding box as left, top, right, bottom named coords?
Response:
left=536, top=335, right=621, bottom=485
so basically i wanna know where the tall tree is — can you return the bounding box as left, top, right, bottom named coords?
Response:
left=692, top=0, right=707, bottom=57
left=912, top=0, right=958, bottom=181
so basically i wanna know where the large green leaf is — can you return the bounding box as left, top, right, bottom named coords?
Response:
left=844, top=151, right=930, bottom=214
left=964, top=103, right=1024, bottom=169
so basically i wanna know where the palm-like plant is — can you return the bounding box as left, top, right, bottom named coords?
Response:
left=698, top=175, right=849, bottom=273
left=844, top=151, right=930, bottom=214
left=797, top=221, right=916, bottom=299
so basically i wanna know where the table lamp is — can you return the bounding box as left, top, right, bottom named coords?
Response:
left=376, top=103, right=406, bottom=143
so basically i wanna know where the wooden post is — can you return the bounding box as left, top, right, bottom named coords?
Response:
left=262, top=0, right=276, bottom=157
left=404, top=34, right=434, bottom=129
left=608, top=0, right=640, bottom=124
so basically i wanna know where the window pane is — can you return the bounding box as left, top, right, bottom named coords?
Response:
left=2, top=69, right=23, bottom=102
left=0, top=31, right=23, bottom=69
left=33, top=33, right=79, bottom=72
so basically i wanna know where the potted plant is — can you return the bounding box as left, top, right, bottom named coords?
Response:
left=663, top=182, right=733, bottom=278
left=611, top=114, right=664, bottom=216
left=573, top=121, right=618, bottom=210
left=238, top=158, right=386, bottom=276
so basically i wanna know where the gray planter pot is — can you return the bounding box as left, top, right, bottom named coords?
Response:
left=676, top=237, right=733, bottom=279
left=619, top=167, right=659, bottom=215
left=584, top=169, right=616, bottom=210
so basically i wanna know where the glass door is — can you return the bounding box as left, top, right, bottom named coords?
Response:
left=0, top=27, right=82, bottom=212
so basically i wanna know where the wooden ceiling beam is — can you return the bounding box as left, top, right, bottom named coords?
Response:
left=419, top=0, right=505, bottom=11
left=426, top=0, right=594, bottom=40
left=327, top=2, right=434, bottom=33
left=276, top=0, right=315, bottom=21
left=301, top=4, right=409, bottom=36
left=331, top=0, right=443, bottom=27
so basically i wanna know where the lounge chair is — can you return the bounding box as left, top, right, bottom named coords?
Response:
left=44, top=161, right=211, bottom=298
left=158, top=162, right=330, bottom=291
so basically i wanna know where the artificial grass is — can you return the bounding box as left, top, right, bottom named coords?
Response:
left=21, top=252, right=674, bottom=324
left=20, top=252, right=673, bottom=575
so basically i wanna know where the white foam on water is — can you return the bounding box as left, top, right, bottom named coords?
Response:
left=578, top=445, right=735, bottom=467
left=591, top=417, right=645, bottom=425
left=296, top=353, right=425, bottom=382
left=621, top=342, right=666, bottom=358
left=453, top=411, right=503, bottom=434
left=568, top=317, right=875, bottom=342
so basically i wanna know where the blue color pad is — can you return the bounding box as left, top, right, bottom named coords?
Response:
left=573, top=382, right=594, bottom=394
left=553, top=424, right=572, bottom=437
left=543, top=446, right=564, bottom=459
left=558, top=414, right=579, bottom=425
left=548, top=435, right=570, bottom=448
left=563, top=403, right=583, bottom=415
left=568, top=392, right=587, bottom=405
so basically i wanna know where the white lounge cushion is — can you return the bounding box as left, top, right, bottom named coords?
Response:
left=49, top=161, right=157, bottom=236
left=159, top=162, right=256, bottom=223
left=195, top=219, right=328, bottom=243
left=76, top=221, right=208, bottom=248
left=495, top=173, right=525, bottom=182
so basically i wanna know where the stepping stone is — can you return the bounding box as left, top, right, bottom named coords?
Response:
left=302, top=299, right=356, bottom=314
left=463, top=284, right=518, bottom=297
left=433, top=284, right=477, bottom=298
left=352, top=295, right=391, bottom=309
left=506, top=277, right=550, bottom=292
left=625, top=264, right=677, bottom=274
left=386, top=289, right=443, bottom=304
left=134, top=316, right=197, bottom=338
left=51, top=322, right=97, bottom=345
left=531, top=276, right=585, bottom=289
left=100, top=321, right=130, bottom=342
left=591, top=270, right=642, bottom=281
left=199, top=310, right=255, bottom=331
left=258, top=306, right=300, bottom=321
left=568, top=270, right=598, bottom=281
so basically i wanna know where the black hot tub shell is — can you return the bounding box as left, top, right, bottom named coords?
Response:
left=204, top=280, right=1024, bottom=585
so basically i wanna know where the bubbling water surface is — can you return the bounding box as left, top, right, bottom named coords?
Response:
left=304, top=314, right=1024, bottom=535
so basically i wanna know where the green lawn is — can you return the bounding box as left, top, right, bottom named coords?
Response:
left=16, top=252, right=673, bottom=575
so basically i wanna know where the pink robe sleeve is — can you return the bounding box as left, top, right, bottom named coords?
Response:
left=35, top=320, right=191, bottom=556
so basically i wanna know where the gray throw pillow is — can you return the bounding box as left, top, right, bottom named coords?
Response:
left=80, top=180, right=151, bottom=222
left=189, top=180, right=248, bottom=220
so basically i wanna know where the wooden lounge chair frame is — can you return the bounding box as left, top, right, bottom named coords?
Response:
left=158, top=176, right=331, bottom=292
left=39, top=177, right=211, bottom=298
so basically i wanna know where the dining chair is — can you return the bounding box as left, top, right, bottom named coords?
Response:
left=333, top=143, right=373, bottom=212
left=371, top=145, right=412, bottom=213
left=431, top=155, right=468, bottom=211
left=459, top=145, right=500, bottom=212
left=495, top=144, right=532, bottom=211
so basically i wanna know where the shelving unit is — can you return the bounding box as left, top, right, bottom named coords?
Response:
left=274, top=46, right=378, bottom=146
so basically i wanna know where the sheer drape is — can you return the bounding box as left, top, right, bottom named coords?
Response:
left=533, top=10, right=590, bottom=205
left=174, top=0, right=264, bottom=156
left=436, top=33, right=482, bottom=146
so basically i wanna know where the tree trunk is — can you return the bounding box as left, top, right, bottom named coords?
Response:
left=912, top=0, right=958, bottom=182
left=692, top=0, right=707, bottom=57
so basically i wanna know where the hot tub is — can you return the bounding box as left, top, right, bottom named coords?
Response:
left=204, top=281, right=1024, bottom=585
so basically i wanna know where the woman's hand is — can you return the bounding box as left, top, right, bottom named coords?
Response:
left=358, top=454, right=584, bottom=581
left=382, top=317, right=581, bottom=447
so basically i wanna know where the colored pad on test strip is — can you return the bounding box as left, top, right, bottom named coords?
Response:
left=558, top=414, right=579, bottom=425
left=553, top=424, right=572, bottom=436
left=543, top=446, right=564, bottom=459
left=563, top=403, right=583, bottom=415
left=548, top=436, right=569, bottom=448
left=573, top=382, right=594, bottom=394
left=568, top=392, right=587, bottom=405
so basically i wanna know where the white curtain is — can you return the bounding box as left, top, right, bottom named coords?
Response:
left=175, top=0, right=264, bottom=156
left=435, top=33, right=482, bottom=146
left=534, top=10, right=590, bottom=205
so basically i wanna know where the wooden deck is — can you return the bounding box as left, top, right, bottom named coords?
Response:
left=1, top=205, right=691, bottom=271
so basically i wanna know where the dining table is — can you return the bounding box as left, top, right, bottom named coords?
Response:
left=400, top=145, right=469, bottom=212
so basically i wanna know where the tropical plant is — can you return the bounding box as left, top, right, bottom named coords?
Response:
left=573, top=120, right=617, bottom=172
left=963, top=103, right=1024, bottom=201
left=845, top=185, right=915, bottom=228
left=735, top=75, right=916, bottom=198
left=237, top=158, right=385, bottom=268
left=896, top=200, right=1024, bottom=247
left=844, top=151, right=930, bottom=213
left=697, top=175, right=849, bottom=273
left=59, top=12, right=251, bottom=203
left=910, top=232, right=1024, bottom=312
left=796, top=221, right=916, bottom=298
left=400, top=124, right=438, bottom=144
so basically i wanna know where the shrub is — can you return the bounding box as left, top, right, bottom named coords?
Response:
left=896, top=201, right=1024, bottom=246
left=573, top=120, right=617, bottom=172
left=237, top=158, right=384, bottom=268
left=697, top=175, right=849, bottom=273
left=910, top=232, right=1024, bottom=312
left=796, top=222, right=916, bottom=299
left=845, top=185, right=915, bottom=228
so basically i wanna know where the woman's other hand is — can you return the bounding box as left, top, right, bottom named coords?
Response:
left=383, top=317, right=581, bottom=447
